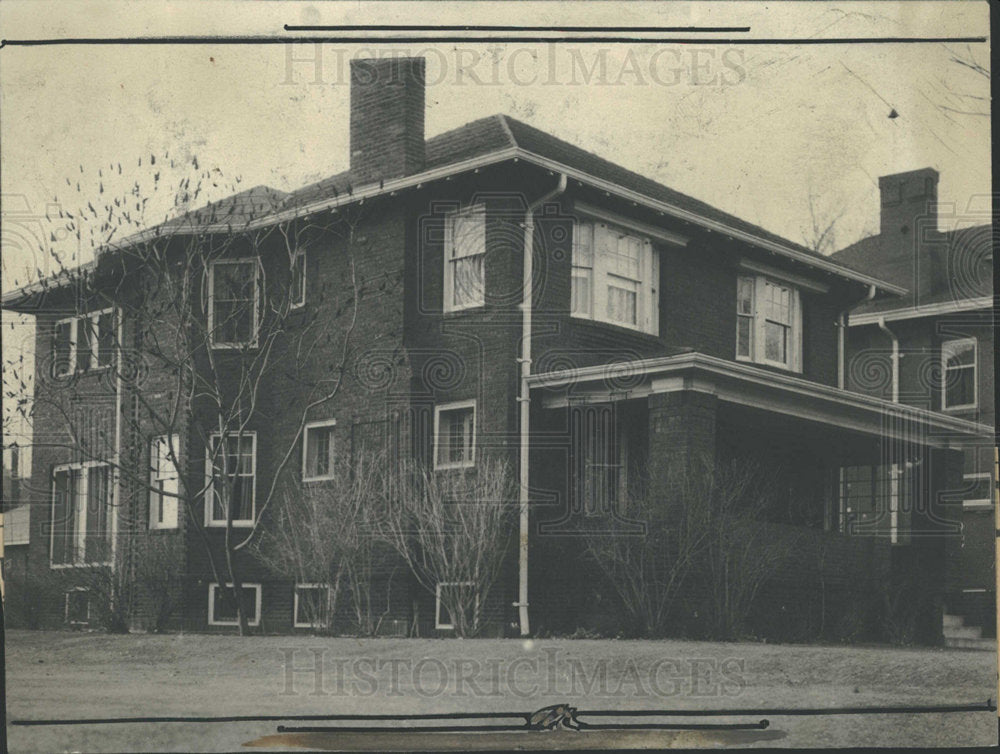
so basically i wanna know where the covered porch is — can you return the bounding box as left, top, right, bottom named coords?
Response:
left=525, top=352, right=991, bottom=642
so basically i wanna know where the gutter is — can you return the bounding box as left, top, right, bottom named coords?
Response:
left=516, top=173, right=567, bottom=637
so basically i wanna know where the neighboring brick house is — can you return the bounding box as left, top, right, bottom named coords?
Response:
left=832, top=168, right=995, bottom=639
left=2, top=58, right=991, bottom=641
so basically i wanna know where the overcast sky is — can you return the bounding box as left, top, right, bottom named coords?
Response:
left=0, top=1, right=991, bottom=461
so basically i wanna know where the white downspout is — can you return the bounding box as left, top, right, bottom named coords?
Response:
left=517, top=173, right=567, bottom=637
left=877, top=315, right=901, bottom=543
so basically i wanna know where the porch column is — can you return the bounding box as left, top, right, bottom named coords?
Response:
left=647, top=391, right=718, bottom=493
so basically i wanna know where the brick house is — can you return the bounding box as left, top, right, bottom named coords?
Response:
left=831, top=168, right=995, bottom=642
left=2, top=58, right=991, bottom=641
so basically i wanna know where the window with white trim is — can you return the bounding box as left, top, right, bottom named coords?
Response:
left=51, top=309, right=115, bottom=377
left=290, top=250, right=307, bottom=309
left=205, top=433, right=256, bottom=526
left=149, top=435, right=180, bottom=529
left=443, top=204, right=486, bottom=312
left=65, top=588, right=91, bottom=625
left=293, top=583, right=330, bottom=629
left=303, top=420, right=336, bottom=482
left=434, top=401, right=476, bottom=470
left=941, top=337, right=977, bottom=410
left=208, top=582, right=261, bottom=626
left=208, top=259, right=260, bottom=347
left=571, top=219, right=659, bottom=334
left=735, top=275, right=802, bottom=371
left=50, top=463, right=113, bottom=567
left=435, top=581, right=477, bottom=630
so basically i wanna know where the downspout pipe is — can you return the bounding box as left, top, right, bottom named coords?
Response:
left=517, top=173, right=567, bottom=637
left=839, top=284, right=877, bottom=390
left=876, top=315, right=900, bottom=543
left=876, top=316, right=900, bottom=404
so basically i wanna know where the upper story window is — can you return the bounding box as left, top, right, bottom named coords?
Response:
left=290, top=250, right=307, bottom=309
left=434, top=400, right=476, bottom=470
left=205, top=432, right=256, bottom=526
left=443, top=204, right=486, bottom=312
left=571, top=219, right=659, bottom=335
left=208, top=259, right=260, bottom=348
left=149, top=434, right=180, bottom=530
left=941, top=337, right=977, bottom=411
left=50, top=462, right=113, bottom=567
left=736, top=275, right=802, bottom=372
left=52, top=309, right=115, bottom=377
left=302, top=420, right=336, bottom=482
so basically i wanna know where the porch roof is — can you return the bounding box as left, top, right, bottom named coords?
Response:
left=528, top=351, right=993, bottom=450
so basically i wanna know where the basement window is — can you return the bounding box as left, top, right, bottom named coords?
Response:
left=65, top=588, right=91, bottom=626
left=293, top=583, right=330, bottom=629
left=435, top=581, right=477, bottom=630
left=208, top=583, right=262, bottom=627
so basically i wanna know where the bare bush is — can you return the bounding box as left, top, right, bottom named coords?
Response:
left=380, top=456, right=516, bottom=637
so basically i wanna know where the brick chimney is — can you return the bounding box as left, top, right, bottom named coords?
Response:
left=349, top=57, right=426, bottom=185
left=878, top=167, right=938, bottom=238
left=877, top=168, right=942, bottom=298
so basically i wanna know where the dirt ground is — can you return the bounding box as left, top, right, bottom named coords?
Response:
left=4, top=629, right=997, bottom=751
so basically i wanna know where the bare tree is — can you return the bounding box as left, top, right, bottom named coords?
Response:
left=11, top=155, right=374, bottom=634
left=380, top=456, right=516, bottom=638
left=253, top=449, right=393, bottom=635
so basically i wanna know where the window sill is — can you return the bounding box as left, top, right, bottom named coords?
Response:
left=434, top=462, right=476, bottom=472
left=50, top=561, right=113, bottom=570
left=942, top=404, right=978, bottom=414
left=205, top=520, right=255, bottom=528
left=209, top=343, right=259, bottom=351
left=302, top=475, right=336, bottom=484
left=442, top=305, right=486, bottom=316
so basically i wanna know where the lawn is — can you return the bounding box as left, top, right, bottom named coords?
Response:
left=4, top=629, right=997, bottom=751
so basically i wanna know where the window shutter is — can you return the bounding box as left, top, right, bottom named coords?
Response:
left=592, top=224, right=609, bottom=323
left=753, top=276, right=767, bottom=362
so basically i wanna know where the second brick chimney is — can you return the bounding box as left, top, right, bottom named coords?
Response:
left=349, top=57, right=426, bottom=185
left=878, top=167, right=938, bottom=238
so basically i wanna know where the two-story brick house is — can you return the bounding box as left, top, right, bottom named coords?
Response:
left=3, top=57, right=991, bottom=641
left=832, top=168, right=995, bottom=643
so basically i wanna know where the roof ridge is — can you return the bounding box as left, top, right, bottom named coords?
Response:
left=493, top=113, right=518, bottom=149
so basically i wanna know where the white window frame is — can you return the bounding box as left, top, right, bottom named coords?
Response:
left=570, top=216, right=659, bottom=335
left=735, top=274, right=802, bottom=372
left=962, top=472, right=993, bottom=509
left=290, top=250, right=307, bottom=309
left=65, top=587, right=91, bottom=625
left=207, top=582, right=262, bottom=627
left=207, top=259, right=261, bottom=349
left=49, top=461, right=114, bottom=568
left=302, top=419, right=337, bottom=483
left=293, top=583, right=330, bottom=629
left=149, top=434, right=180, bottom=530
left=443, top=204, right=486, bottom=313
left=204, top=432, right=257, bottom=527
left=433, top=400, right=477, bottom=471
left=941, top=337, right=977, bottom=411
left=53, top=308, right=115, bottom=376
left=435, top=581, right=478, bottom=630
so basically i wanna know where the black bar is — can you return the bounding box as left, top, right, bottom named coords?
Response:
left=283, top=25, right=753, bottom=33
left=0, top=36, right=990, bottom=47
left=578, top=700, right=997, bottom=717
